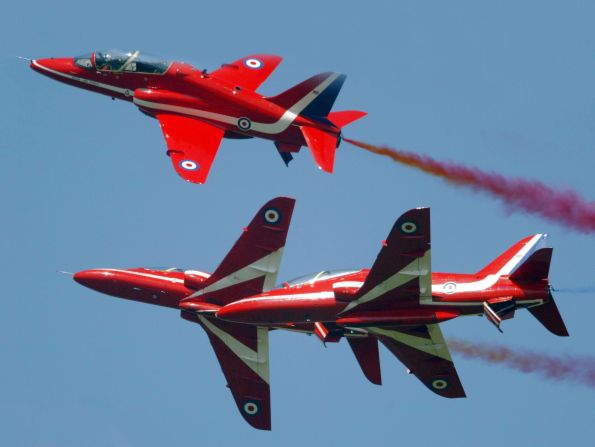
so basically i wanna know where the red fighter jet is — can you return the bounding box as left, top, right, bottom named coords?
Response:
left=30, top=50, right=366, bottom=183
left=72, top=198, right=568, bottom=430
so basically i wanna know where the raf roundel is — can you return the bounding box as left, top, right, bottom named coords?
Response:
left=263, top=208, right=281, bottom=225
left=243, top=401, right=260, bottom=416
left=237, top=117, right=252, bottom=131
left=400, top=221, right=418, bottom=234
left=431, top=378, right=449, bottom=390
left=443, top=282, right=457, bottom=294
left=244, top=58, right=263, bottom=69
left=179, top=160, right=199, bottom=171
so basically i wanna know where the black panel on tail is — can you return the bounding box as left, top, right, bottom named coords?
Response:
left=301, top=74, right=346, bottom=119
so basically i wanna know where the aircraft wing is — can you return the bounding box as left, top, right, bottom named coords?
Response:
left=156, top=113, right=225, bottom=184
left=340, top=207, right=431, bottom=315
left=197, top=315, right=271, bottom=430
left=211, top=54, right=282, bottom=91
left=367, top=324, right=466, bottom=398
left=184, top=197, right=295, bottom=306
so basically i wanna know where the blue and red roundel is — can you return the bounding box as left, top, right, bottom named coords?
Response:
left=243, top=58, right=263, bottom=70
left=179, top=160, right=200, bottom=171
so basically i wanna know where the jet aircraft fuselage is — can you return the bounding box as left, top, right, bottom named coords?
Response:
left=31, top=50, right=366, bottom=183
left=74, top=265, right=551, bottom=327
left=31, top=55, right=329, bottom=143
left=71, top=198, right=568, bottom=430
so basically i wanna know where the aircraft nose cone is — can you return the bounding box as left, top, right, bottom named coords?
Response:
left=73, top=269, right=114, bottom=289
left=73, top=269, right=97, bottom=287
left=216, top=300, right=257, bottom=323
left=216, top=302, right=242, bottom=321
left=30, top=57, right=75, bottom=75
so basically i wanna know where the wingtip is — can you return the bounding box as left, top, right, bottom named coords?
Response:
left=317, top=163, right=334, bottom=174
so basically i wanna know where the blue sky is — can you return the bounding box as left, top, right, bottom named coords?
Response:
left=1, top=1, right=594, bottom=445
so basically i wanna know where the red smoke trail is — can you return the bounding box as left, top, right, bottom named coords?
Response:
left=344, top=138, right=595, bottom=234
left=448, top=339, right=595, bottom=389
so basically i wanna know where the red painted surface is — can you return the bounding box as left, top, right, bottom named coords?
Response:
left=70, top=199, right=568, bottom=429
left=74, top=267, right=551, bottom=321
left=30, top=51, right=366, bottom=183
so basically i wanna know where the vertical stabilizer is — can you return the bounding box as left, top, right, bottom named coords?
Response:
left=509, top=248, right=552, bottom=281
left=267, top=72, right=346, bottom=119
left=476, top=234, right=548, bottom=277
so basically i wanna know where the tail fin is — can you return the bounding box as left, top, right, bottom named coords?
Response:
left=476, top=234, right=549, bottom=277
left=267, top=72, right=346, bottom=119
left=181, top=197, right=295, bottom=307
left=509, top=248, right=552, bottom=281
left=479, top=234, right=569, bottom=336
left=269, top=73, right=366, bottom=173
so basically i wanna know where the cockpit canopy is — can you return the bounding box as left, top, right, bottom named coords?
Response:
left=143, top=267, right=185, bottom=273
left=284, top=269, right=358, bottom=287
left=73, top=53, right=93, bottom=69
left=74, top=50, right=170, bottom=74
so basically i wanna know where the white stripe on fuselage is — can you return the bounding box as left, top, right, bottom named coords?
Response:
left=101, top=269, right=184, bottom=284
left=249, top=235, right=547, bottom=309
left=184, top=235, right=549, bottom=310
left=32, top=60, right=129, bottom=95
left=184, top=270, right=210, bottom=278
left=133, top=73, right=341, bottom=135
left=35, top=58, right=340, bottom=135
left=333, top=281, right=364, bottom=289
left=431, top=234, right=546, bottom=296
left=231, top=291, right=335, bottom=305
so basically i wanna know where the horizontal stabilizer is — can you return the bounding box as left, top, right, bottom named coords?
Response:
left=327, top=110, right=367, bottom=128
left=300, top=126, right=338, bottom=173
left=528, top=293, right=569, bottom=336
left=347, top=337, right=382, bottom=385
